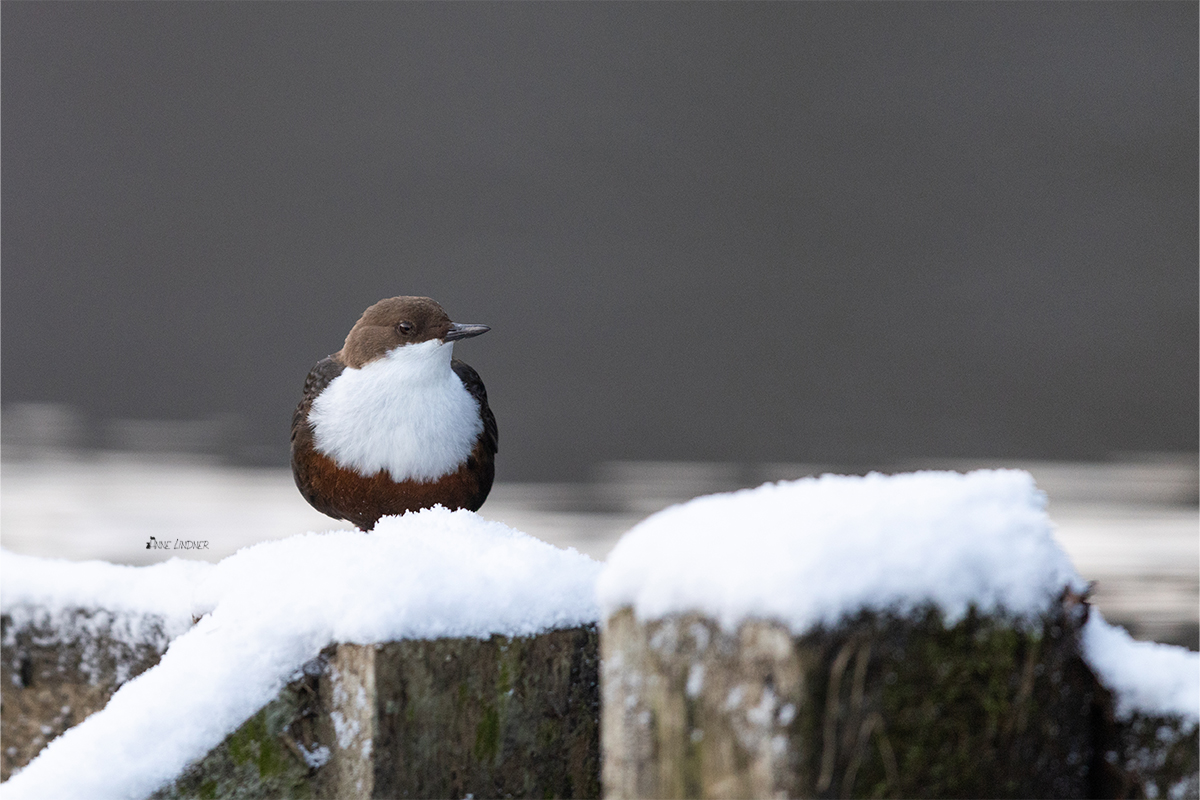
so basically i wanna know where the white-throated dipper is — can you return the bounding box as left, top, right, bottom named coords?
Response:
left=291, top=296, right=497, bottom=531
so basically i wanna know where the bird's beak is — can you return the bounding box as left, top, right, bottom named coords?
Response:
left=444, top=323, right=490, bottom=342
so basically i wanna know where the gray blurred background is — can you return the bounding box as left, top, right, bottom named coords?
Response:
left=2, top=4, right=1197, bottom=647
left=4, top=2, right=1197, bottom=474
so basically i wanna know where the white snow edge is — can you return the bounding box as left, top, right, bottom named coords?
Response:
left=1, top=551, right=210, bottom=624
left=1083, top=609, right=1199, bottom=726
left=597, top=469, right=1085, bottom=630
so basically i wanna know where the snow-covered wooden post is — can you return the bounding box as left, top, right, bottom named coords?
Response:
left=2, top=509, right=605, bottom=800
left=156, top=627, right=601, bottom=799
left=597, top=470, right=1199, bottom=799
left=0, top=556, right=204, bottom=781
left=1, top=607, right=176, bottom=781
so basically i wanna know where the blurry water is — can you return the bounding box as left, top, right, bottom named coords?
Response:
left=1, top=446, right=1196, bottom=650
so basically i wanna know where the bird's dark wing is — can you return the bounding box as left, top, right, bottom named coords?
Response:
left=452, top=358, right=498, bottom=456
left=291, top=356, right=346, bottom=447
left=291, top=355, right=348, bottom=521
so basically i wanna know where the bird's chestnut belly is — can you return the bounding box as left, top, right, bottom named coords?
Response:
left=294, top=440, right=493, bottom=531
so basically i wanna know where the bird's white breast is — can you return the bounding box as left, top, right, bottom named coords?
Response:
left=308, top=340, right=483, bottom=483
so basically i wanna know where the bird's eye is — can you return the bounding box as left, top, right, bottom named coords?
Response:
left=397, top=321, right=415, bottom=335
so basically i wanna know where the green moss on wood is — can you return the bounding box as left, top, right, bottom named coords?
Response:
left=374, top=626, right=600, bottom=798
left=226, top=711, right=287, bottom=779
left=474, top=703, right=501, bottom=763
left=151, top=669, right=321, bottom=800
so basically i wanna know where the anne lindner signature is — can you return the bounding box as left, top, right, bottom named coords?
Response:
left=146, top=536, right=210, bottom=551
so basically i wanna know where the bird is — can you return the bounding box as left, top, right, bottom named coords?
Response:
left=291, top=296, right=497, bottom=531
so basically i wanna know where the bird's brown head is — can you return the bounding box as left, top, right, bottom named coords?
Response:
left=338, top=296, right=489, bottom=368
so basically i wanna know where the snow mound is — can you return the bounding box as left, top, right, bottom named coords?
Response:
left=598, top=469, right=1084, bottom=631
left=3, top=508, right=601, bottom=800
left=1083, top=610, right=1199, bottom=725
left=2, top=550, right=211, bottom=623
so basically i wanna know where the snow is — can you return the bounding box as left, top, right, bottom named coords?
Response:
left=598, top=469, right=1085, bottom=631
left=2, top=551, right=210, bottom=625
left=1, top=552, right=212, bottom=665
left=1083, top=609, right=1199, bottom=725
left=2, top=508, right=600, bottom=800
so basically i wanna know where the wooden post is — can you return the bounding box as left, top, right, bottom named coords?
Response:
left=600, top=599, right=1177, bottom=799
left=157, top=625, right=601, bottom=799
left=1, top=606, right=177, bottom=780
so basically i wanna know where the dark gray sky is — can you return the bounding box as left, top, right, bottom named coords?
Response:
left=3, top=2, right=1196, bottom=479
